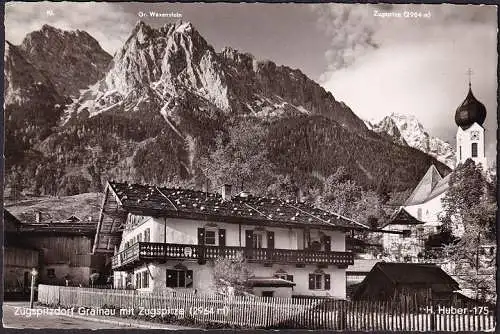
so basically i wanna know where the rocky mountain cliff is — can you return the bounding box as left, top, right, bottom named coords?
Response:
left=63, top=21, right=367, bottom=133
left=18, top=24, right=112, bottom=97
left=4, top=22, right=450, bottom=198
left=4, top=41, right=67, bottom=163
left=368, top=113, right=455, bottom=168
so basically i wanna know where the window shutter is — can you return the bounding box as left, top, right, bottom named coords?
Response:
left=245, top=230, right=254, bottom=248
left=267, top=231, right=275, bottom=249
left=197, top=228, right=205, bottom=245
left=324, top=274, right=331, bottom=290
left=308, top=274, right=315, bottom=290
left=218, top=229, right=226, bottom=246
left=323, top=236, right=331, bottom=252
left=186, top=270, right=193, bottom=288
left=166, top=270, right=177, bottom=287
left=136, top=273, right=141, bottom=288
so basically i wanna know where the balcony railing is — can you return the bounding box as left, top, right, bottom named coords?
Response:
left=111, top=242, right=354, bottom=270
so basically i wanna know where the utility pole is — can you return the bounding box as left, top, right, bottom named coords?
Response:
left=475, top=231, right=481, bottom=300
left=30, top=268, right=38, bottom=308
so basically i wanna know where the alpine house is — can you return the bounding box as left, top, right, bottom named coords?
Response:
left=93, top=181, right=369, bottom=299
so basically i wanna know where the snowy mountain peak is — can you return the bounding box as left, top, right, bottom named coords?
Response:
left=371, top=114, right=456, bottom=168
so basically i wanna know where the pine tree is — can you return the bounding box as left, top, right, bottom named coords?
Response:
left=438, top=159, right=496, bottom=302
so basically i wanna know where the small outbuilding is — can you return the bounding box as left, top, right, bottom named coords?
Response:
left=352, top=262, right=459, bottom=304
left=249, top=277, right=296, bottom=298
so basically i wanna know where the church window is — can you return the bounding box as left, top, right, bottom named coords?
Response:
left=471, top=143, right=478, bottom=158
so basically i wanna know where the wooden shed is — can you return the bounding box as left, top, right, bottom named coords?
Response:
left=352, top=262, right=459, bottom=304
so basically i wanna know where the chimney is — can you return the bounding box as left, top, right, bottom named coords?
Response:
left=35, top=211, right=41, bottom=223
left=296, top=188, right=304, bottom=203
left=222, top=184, right=232, bottom=201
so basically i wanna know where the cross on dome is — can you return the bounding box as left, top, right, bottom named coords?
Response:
left=466, top=68, right=473, bottom=88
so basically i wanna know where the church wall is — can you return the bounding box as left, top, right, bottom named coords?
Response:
left=456, top=123, right=487, bottom=168
left=405, top=193, right=445, bottom=227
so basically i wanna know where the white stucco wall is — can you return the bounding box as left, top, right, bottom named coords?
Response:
left=405, top=193, right=445, bottom=226
left=118, top=215, right=346, bottom=253
left=115, top=261, right=346, bottom=299
left=456, top=123, right=487, bottom=168
left=115, top=215, right=349, bottom=299
left=249, top=263, right=346, bottom=299
left=253, top=286, right=293, bottom=298
left=119, top=214, right=161, bottom=251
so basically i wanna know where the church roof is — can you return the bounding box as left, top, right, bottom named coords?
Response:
left=405, top=165, right=449, bottom=206
left=455, top=85, right=487, bottom=130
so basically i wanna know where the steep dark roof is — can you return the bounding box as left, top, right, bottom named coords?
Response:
left=4, top=208, right=96, bottom=235
left=110, top=181, right=367, bottom=230
left=373, top=262, right=459, bottom=288
left=93, top=181, right=369, bottom=253
left=346, top=259, right=380, bottom=274
left=4, top=209, right=22, bottom=232
left=17, top=221, right=97, bottom=235
left=405, top=165, right=449, bottom=206
left=383, top=207, right=424, bottom=228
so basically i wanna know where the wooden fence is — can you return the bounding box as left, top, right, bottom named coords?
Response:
left=38, top=284, right=496, bottom=331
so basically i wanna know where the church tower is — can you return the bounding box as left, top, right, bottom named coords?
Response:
left=455, top=72, right=487, bottom=169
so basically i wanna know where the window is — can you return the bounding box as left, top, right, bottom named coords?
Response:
left=142, top=271, right=149, bottom=288
left=308, top=273, right=330, bottom=290
left=459, top=146, right=462, bottom=160
left=47, top=268, right=55, bottom=279
left=312, top=274, right=322, bottom=289
left=253, top=233, right=263, bottom=249
left=144, top=228, right=150, bottom=242
left=166, top=270, right=193, bottom=288
left=137, top=233, right=143, bottom=242
left=417, top=208, right=422, bottom=220
left=471, top=143, right=478, bottom=158
left=205, top=230, right=216, bottom=245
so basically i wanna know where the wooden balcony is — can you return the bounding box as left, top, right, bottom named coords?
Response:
left=111, top=242, right=354, bottom=270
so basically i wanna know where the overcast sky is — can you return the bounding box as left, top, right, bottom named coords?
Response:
left=5, top=2, right=497, bottom=163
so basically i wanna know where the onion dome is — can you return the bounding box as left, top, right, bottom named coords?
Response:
left=455, top=84, right=487, bottom=129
